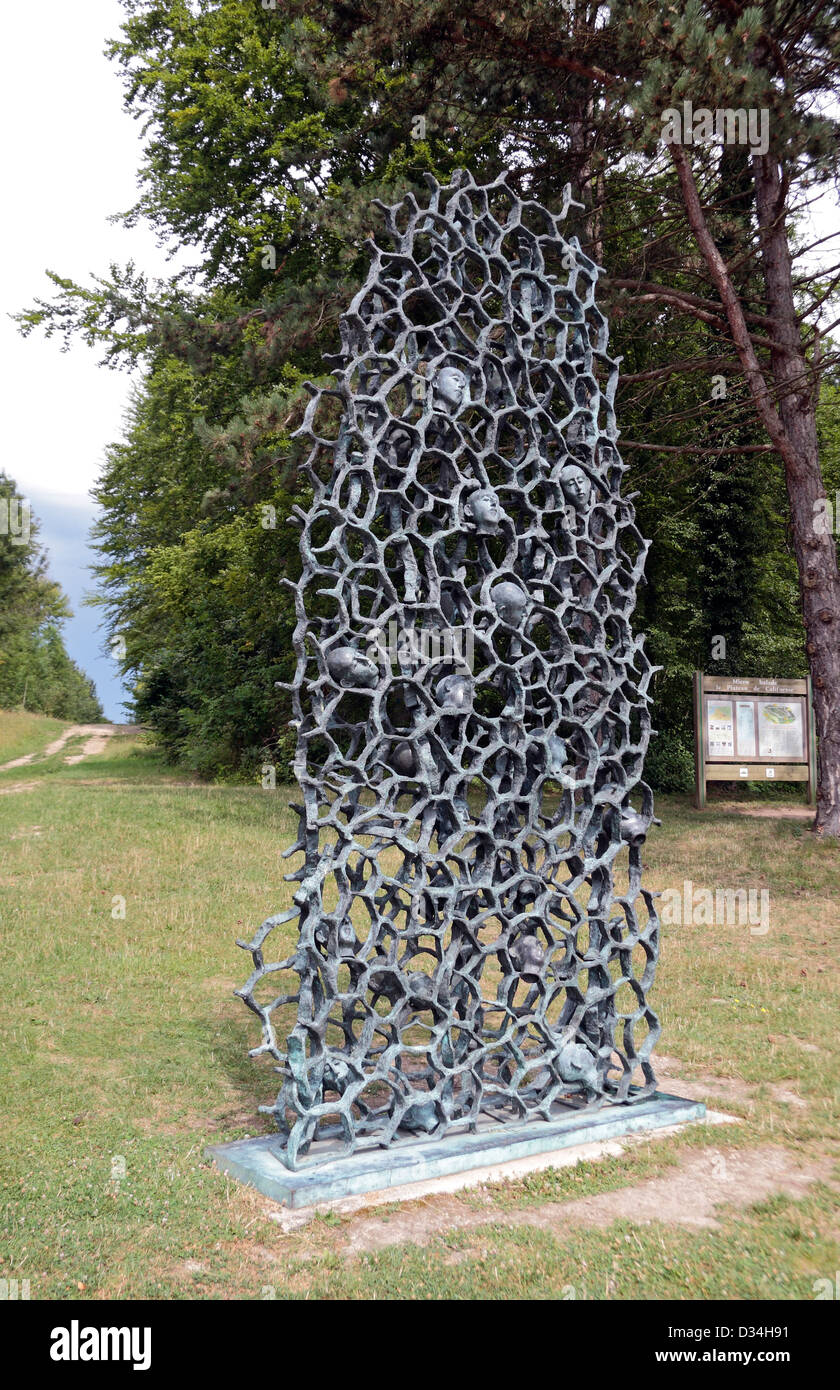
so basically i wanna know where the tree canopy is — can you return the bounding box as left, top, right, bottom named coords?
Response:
left=17, top=0, right=840, bottom=808
left=0, top=474, right=103, bottom=722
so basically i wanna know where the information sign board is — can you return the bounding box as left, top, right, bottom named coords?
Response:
left=692, top=673, right=816, bottom=808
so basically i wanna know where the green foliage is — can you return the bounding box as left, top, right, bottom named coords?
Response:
left=0, top=474, right=102, bottom=722
left=131, top=505, right=300, bottom=776
left=644, top=730, right=695, bottom=793
left=817, top=378, right=840, bottom=497
left=19, top=1, right=840, bottom=777
left=91, top=357, right=305, bottom=775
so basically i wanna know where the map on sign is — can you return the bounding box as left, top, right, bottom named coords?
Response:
left=757, top=700, right=805, bottom=760
left=707, top=700, right=734, bottom=757
left=704, top=693, right=807, bottom=762
left=695, top=673, right=814, bottom=807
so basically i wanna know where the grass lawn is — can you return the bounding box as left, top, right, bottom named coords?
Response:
left=1, top=723, right=838, bottom=1300
left=0, top=709, right=70, bottom=765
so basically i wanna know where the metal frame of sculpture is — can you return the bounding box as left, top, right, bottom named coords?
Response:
left=237, top=169, right=661, bottom=1170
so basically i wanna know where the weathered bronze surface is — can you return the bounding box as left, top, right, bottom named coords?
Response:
left=237, top=171, right=660, bottom=1169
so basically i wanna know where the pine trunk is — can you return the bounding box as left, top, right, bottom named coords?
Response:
left=671, top=143, right=840, bottom=836
left=753, top=155, right=840, bottom=836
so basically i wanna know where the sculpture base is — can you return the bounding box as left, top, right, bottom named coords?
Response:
left=206, top=1091, right=705, bottom=1210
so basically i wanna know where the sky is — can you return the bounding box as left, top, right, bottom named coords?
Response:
left=2, top=5, right=838, bottom=722
left=0, top=1, right=187, bottom=720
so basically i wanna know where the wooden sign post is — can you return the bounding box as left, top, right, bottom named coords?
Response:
left=693, top=672, right=817, bottom=809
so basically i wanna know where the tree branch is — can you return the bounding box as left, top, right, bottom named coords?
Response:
left=668, top=143, right=797, bottom=473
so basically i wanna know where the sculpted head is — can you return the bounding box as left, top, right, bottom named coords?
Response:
left=558, top=463, right=592, bottom=513
left=510, top=935, right=545, bottom=978
left=546, top=735, right=567, bottom=775
left=491, top=581, right=527, bottom=627
left=620, top=806, right=649, bottom=848
left=389, top=741, right=416, bottom=776
left=598, top=438, right=619, bottom=468
left=435, top=672, right=473, bottom=710
left=567, top=410, right=597, bottom=451
left=326, top=645, right=379, bottom=689
left=465, top=487, right=506, bottom=534
left=433, top=365, right=468, bottom=414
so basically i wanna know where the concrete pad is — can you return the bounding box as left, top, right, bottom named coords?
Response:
left=269, top=1108, right=737, bottom=1232
left=207, top=1091, right=707, bottom=1219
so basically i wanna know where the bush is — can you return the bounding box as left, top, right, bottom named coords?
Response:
left=644, top=730, right=695, bottom=793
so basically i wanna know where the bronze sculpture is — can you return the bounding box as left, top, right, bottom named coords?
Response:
left=236, top=170, right=660, bottom=1169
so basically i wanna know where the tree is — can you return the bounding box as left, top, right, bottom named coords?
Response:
left=278, top=0, right=840, bottom=831
left=0, top=474, right=103, bottom=721
left=17, top=0, right=837, bottom=805
left=89, top=351, right=304, bottom=773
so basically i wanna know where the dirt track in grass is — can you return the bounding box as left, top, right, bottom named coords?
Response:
left=328, top=1145, right=833, bottom=1257
left=0, top=722, right=118, bottom=772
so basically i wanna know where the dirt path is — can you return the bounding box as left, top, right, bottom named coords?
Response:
left=63, top=726, right=115, bottom=765
left=330, top=1146, right=831, bottom=1258
left=0, top=724, right=117, bottom=773
left=715, top=801, right=815, bottom=821
left=259, top=1055, right=827, bottom=1256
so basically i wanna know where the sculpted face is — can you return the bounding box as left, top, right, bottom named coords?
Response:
left=466, top=487, right=506, bottom=534
left=434, top=366, right=468, bottom=414
left=510, top=934, right=545, bottom=978
left=435, top=672, right=473, bottom=710
left=559, top=464, right=592, bottom=513
left=326, top=646, right=379, bottom=689
left=556, top=1041, right=598, bottom=1091
left=620, top=806, right=649, bottom=848
left=568, top=411, right=596, bottom=449
left=389, top=741, right=416, bottom=776
left=546, top=735, right=567, bottom=775
left=491, top=581, right=527, bottom=627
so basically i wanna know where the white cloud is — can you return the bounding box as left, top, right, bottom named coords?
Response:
left=0, top=0, right=194, bottom=502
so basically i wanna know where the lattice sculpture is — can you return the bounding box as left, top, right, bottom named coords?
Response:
left=237, top=170, right=661, bottom=1169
